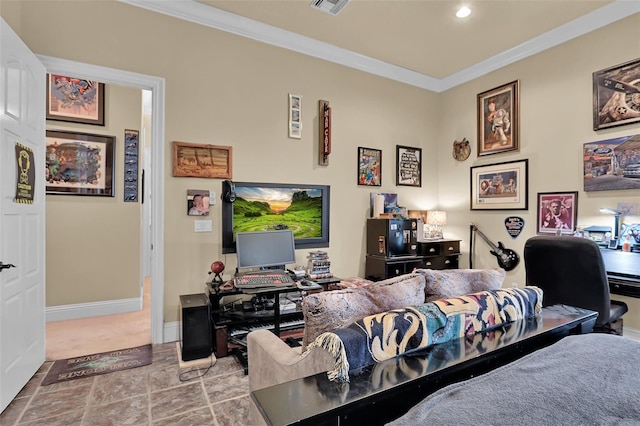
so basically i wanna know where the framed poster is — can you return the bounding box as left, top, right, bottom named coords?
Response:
left=46, top=73, right=105, bottom=126
left=396, top=145, right=422, bottom=187
left=172, top=141, right=232, bottom=179
left=357, top=147, right=382, bottom=186
left=583, top=134, right=640, bottom=192
left=477, top=80, right=519, bottom=156
left=45, top=130, right=115, bottom=196
left=289, top=94, right=302, bottom=139
left=470, top=159, right=528, bottom=210
left=593, top=57, right=640, bottom=131
left=123, top=129, right=139, bottom=202
left=536, top=191, right=578, bottom=234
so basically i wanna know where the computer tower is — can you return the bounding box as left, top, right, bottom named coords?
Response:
left=179, top=293, right=213, bottom=361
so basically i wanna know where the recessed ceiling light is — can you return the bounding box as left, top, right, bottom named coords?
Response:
left=456, top=6, right=471, bottom=18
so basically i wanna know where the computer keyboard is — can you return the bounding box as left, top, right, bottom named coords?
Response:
left=235, top=271, right=294, bottom=289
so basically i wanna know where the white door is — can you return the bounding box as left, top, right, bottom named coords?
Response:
left=0, top=18, right=46, bottom=413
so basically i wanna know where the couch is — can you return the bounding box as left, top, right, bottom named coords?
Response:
left=247, top=269, right=508, bottom=423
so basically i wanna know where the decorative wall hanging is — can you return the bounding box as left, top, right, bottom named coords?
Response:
left=14, top=142, right=35, bottom=204
left=396, top=145, right=422, bottom=187
left=452, top=138, right=470, bottom=161
left=477, top=80, right=519, bottom=157
left=358, top=147, right=382, bottom=186
left=470, top=159, right=528, bottom=210
left=45, top=130, right=114, bottom=196
left=593, top=57, right=640, bottom=131
left=536, top=191, right=578, bottom=235
left=583, top=133, right=640, bottom=192
left=46, top=73, right=105, bottom=126
left=172, top=141, right=232, bottom=179
left=289, top=94, right=302, bottom=139
left=504, top=216, right=525, bottom=238
left=123, top=129, right=139, bottom=202
left=319, top=99, right=331, bottom=165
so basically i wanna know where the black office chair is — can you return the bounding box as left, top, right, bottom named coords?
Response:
left=524, top=235, right=628, bottom=335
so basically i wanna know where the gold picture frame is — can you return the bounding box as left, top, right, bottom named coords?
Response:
left=172, top=141, right=232, bottom=179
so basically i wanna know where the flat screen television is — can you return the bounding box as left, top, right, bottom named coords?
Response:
left=222, top=181, right=330, bottom=253
left=235, top=230, right=296, bottom=270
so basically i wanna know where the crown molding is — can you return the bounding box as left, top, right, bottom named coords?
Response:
left=119, top=0, right=639, bottom=93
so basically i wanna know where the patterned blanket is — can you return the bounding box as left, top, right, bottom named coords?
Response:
left=305, top=286, right=542, bottom=382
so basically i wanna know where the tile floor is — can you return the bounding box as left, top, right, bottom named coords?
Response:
left=0, top=343, right=250, bottom=426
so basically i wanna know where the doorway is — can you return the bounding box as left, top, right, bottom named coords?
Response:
left=37, top=55, right=166, bottom=345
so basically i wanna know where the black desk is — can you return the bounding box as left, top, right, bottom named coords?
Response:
left=251, top=305, right=597, bottom=426
left=600, top=249, right=640, bottom=298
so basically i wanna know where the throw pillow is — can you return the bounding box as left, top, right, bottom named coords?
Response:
left=414, top=268, right=505, bottom=302
left=301, top=273, right=425, bottom=350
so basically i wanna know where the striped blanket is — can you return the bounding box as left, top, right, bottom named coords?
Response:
left=305, top=286, right=543, bottom=382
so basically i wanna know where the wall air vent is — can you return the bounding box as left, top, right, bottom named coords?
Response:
left=309, top=0, right=351, bottom=16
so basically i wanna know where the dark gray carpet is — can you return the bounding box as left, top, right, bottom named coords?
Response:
left=388, top=334, right=640, bottom=425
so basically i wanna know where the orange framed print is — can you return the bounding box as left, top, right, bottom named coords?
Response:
left=46, top=74, right=105, bottom=126
left=172, top=141, right=232, bottom=179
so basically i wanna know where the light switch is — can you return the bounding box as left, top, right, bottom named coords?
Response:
left=194, top=220, right=212, bottom=232
left=209, top=191, right=216, bottom=205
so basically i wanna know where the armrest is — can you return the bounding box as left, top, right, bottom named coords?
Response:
left=247, top=329, right=335, bottom=391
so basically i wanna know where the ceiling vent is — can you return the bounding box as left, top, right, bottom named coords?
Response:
left=309, top=0, right=351, bottom=16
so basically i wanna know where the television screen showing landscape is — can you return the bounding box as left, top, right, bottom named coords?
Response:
left=232, top=184, right=324, bottom=239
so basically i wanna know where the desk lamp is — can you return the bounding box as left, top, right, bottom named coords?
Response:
left=426, top=210, right=447, bottom=240
left=600, top=207, right=622, bottom=247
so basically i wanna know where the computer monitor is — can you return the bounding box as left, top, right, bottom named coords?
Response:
left=235, top=230, right=296, bottom=271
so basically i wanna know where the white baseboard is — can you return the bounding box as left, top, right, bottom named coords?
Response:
left=46, top=297, right=142, bottom=322
left=623, top=326, right=640, bottom=341
left=163, top=321, right=179, bottom=343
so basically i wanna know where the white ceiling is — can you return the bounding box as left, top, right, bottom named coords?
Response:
left=121, top=0, right=640, bottom=91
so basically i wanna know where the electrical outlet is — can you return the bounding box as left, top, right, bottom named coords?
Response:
left=209, top=191, right=216, bottom=205
left=194, top=220, right=212, bottom=232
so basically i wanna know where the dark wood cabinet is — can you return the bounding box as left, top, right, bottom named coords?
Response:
left=365, top=226, right=460, bottom=281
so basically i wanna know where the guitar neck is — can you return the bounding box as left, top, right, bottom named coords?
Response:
left=472, top=225, right=499, bottom=252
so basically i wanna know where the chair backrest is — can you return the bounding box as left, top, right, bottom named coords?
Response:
left=524, top=236, right=611, bottom=325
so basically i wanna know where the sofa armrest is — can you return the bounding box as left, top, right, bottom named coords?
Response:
left=247, top=329, right=335, bottom=391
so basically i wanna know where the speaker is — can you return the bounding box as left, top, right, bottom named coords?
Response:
left=222, top=179, right=236, bottom=203
left=179, top=293, right=212, bottom=361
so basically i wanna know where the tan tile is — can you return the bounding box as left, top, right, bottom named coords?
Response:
left=16, top=373, right=45, bottom=398
left=150, top=382, right=208, bottom=420
left=149, top=364, right=184, bottom=392
left=20, top=385, right=92, bottom=422
left=203, top=371, right=248, bottom=403
left=38, top=376, right=95, bottom=394
left=92, top=366, right=149, bottom=405
left=18, top=409, right=84, bottom=426
left=152, top=407, right=215, bottom=425
left=85, top=394, right=149, bottom=426
left=212, top=395, right=250, bottom=426
left=0, top=395, right=29, bottom=425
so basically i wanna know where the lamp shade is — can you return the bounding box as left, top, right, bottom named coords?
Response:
left=427, top=210, right=447, bottom=226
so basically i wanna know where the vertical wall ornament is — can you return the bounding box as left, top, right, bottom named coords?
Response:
left=319, top=99, right=331, bottom=165
left=288, top=94, right=302, bottom=139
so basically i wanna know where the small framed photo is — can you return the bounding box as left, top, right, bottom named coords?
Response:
left=593, top=57, right=640, bottom=131
left=470, top=159, right=528, bottom=210
left=45, top=130, right=114, bottom=196
left=477, top=80, right=519, bottom=156
left=396, top=145, right=422, bottom=187
left=289, top=94, right=302, bottom=139
left=536, top=191, right=578, bottom=234
left=187, top=189, right=210, bottom=216
left=46, top=73, right=105, bottom=126
left=358, top=147, right=382, bottom=186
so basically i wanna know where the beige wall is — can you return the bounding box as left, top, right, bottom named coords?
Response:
left=2, top=3, right=639, bottom=329
left=45, top=84, right=142, bottom=305
left=438, top=14, right=640, bottom=328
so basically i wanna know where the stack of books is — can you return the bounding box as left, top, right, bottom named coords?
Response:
left=306, top=251, right=333, bottom=279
